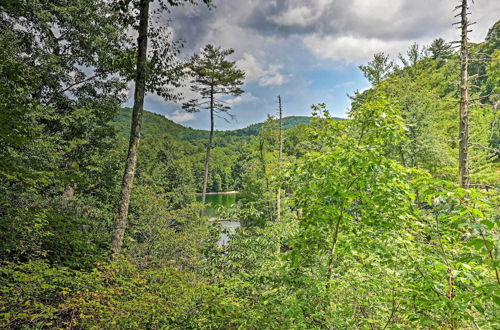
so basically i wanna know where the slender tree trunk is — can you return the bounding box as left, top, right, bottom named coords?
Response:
left=326, top=201, right=345, bottom=289
left=276, top=95, right=283, bottom=221
left=200, top=84, right=214, bottom=218
left=257, top=134, right=273, bottom=221
left=325, top=176, right=359, bottom=288
left=111, top=0, right=149, bottom=259
left=458, top=0, right=470, bottom=188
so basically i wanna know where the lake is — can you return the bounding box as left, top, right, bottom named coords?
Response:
left=196, top=192, right=239, bottom=218
left=196, top=192, right=240, bottom=246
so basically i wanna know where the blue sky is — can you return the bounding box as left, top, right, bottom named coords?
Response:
left=125, top=0, right=499, bottom=130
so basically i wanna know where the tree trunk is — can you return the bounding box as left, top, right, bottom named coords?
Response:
left=200, top=84, right=214, bottom=218
left=63, top=185, right=74, bottom=200
left=326, top=201, right=344, bottom=289
left=458, top=0, right=470, bottom=188
left=111, top=0, right=149, bottom=259
left=276, top=95, right=283, bottom=221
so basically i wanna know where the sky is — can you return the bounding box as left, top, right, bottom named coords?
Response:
left=124, top=0, right=499, bottom=130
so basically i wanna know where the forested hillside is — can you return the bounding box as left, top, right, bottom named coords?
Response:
left=113, top=107, right=314, bottom=141
left=111, top=108, right=317, bottom=192
left=1, top=0, right=499, bottom=329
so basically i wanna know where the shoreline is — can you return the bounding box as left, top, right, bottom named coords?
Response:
left=195, top=191, right=239, bottom=195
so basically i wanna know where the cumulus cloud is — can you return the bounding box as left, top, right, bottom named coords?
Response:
left=243, top=0, right=498, bottom=61
left=168, top=0, right=498, bottom=66
left=225, top=93, right=259, bottom=106
left=303, top=35, right=415, bottom=64
left=237, top=53, right=286, bottom=86
left=268, top=1, right=326, bottom=28
left=259, top=71, right=285, bottom=86
left=165, top=110, right=195, bottom=123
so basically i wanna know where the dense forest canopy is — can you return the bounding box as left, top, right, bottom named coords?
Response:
left=0, top=0, right=499, bottom=328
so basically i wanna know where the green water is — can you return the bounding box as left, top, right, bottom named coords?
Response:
left=196, top=193, right=238, bottom=218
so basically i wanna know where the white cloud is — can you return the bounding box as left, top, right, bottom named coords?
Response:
left=259, top=71, right=285, bottom=86
left=225, top=93, right=259, bottom=106
left=237, top=53, right=286, bottom=86
left=165, top=110, right=195, bottom=123
left=270, top=6, right=319, bottom=27
left=303, top=34, right=421, bottom=64
left=350, top=0, right=402, bottom=22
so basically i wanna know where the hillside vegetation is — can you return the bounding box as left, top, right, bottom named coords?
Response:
left=0, top=1, right=499, bottom=328
left=112, top=107, right=315, bottom=141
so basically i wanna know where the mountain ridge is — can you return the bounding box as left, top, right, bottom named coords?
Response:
left=112, top=108, right=341, bottom=141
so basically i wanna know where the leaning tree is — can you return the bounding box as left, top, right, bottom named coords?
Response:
left=111, top=0, right=211, bottom=259
left=182, top=45, right=245, bottom=217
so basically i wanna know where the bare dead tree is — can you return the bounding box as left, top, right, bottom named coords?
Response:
left=456, top=0, right=472, bottom=188
left=276, top=95, right=283, bottom=221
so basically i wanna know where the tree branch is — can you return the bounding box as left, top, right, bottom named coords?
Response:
left=468, top=142, right=500, bottom=155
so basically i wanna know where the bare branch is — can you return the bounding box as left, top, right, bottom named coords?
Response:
left=468, top=142, right=500, bottom=155
left=469, top=184, right=500, bottom=192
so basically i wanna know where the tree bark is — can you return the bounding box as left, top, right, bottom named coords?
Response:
left=276, top=95, right=283, bottom=221
left=112, top=0, right=149, bottom=259
left=459, top=0, right=470, bottom=188
left=200, top=83, right=214, bottom=218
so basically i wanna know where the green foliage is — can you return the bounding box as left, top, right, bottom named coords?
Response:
left=0, top=0, right=129, bottom=266
left=1, top=2, right=499, bottom=328
left=428, top=38, right=453, bottom=60
left=113, top=107, right=316, bottom=143
left=358, top=52, right=394, bottom=84
left=183, top=44, right=245, bottom=116
left=0, top=259, right=214, bottom=329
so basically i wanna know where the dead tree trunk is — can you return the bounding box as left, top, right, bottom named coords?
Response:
left=200, top=83, right=215, bottom=218
left=112, top=0, right=149, bottom=259
left=458, top=0, right=470, bottom=188
left=276, top=95, right=283, bottom=221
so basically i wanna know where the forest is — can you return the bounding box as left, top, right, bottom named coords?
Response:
left=0, top=0, right=499, bottom=329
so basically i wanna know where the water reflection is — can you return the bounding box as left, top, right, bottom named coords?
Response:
left=196, top=193, right=240, bottom=246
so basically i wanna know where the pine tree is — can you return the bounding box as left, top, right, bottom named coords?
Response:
left=183, top=45, right=245, bottom=217
left=428, top=38, right=453, bottom=60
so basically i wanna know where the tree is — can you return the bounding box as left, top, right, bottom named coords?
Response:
left=428, top=38, right=453, bottom=60
left=0, top=0, right=131, bottom=197
left=183, top=45, right=245, bottom=217
left=276, top=96, right=283, bottom=221
left=358, top=52, right=394, bottom=85
left=398, top=43, right=425, bottom=69
left=0, top=0, right=131, bottom=264
left=112, top=0, right=150, bottom=259
left=457, top=0, right=471, bottom=188
left=111, top=0, right=211, bottom=258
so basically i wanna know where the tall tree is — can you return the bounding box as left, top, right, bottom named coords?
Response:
left=111, top=0, right=211, bottom=258
left=276, top=95, right=283, bottom=221
left=457, top=0, right=471, bottom=188
left=183, top=45, right=245, bottom=217
left=112, top=0, right=150, bottom=258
